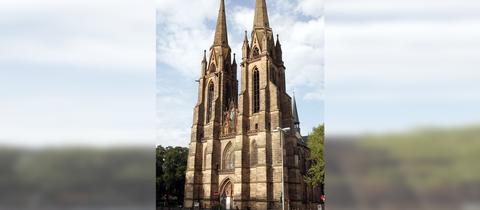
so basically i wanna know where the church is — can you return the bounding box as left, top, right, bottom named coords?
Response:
left=184, top=0, right=322, bottom=209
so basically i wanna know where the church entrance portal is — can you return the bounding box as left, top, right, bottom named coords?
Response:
left=220, top=180, right=233, bottom=210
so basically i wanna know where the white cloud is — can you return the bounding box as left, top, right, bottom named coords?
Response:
left=0, top=0, right=156, bottom=147
left=296, top=0, right=325, bottom=17
left=156, top=0, right=218, bottom=77
left=0, top=0, right=154, bottom=73
left=326, top=0, right=480, bottom=134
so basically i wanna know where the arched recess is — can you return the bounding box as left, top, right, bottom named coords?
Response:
left=223, top=142, right=234, bottom=171
left=207, top=81, right=214, bottom=122
left=252, top=47, right=260, bottom=58
left=209, top=63, right=216, bottom=73
left=219, top=177, right=234, bottom=210
left=250, top=140, right=258, bottom=166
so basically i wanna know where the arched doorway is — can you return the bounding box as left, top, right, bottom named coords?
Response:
left=219, top=179, right=233, bottom=210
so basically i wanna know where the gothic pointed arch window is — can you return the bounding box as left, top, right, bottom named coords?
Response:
left=224, top=83, right=231, bottom=111
left=223, top=142, right=234, bottom=171
left=253, top=69, right=260, bottom=113
left=207, top=81, right=214, bottom=122
left=252, top=47, right=260, bottom=58
left=250, top=140, right=258, bottom=166
left=209, top=63, right=216, bottom=73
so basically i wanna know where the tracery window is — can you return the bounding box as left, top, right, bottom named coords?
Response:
left=253, top=47, right=260, bottom=58
left=207, top=82, right=214, bottom=122
left=253, top=69, right=260, bottom=113
left=223, top=143, right=235, bottom=170
left=209, top=63, right=216, bottom=73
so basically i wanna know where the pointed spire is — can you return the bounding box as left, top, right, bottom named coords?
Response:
left=202, top=50, right=207, bottom=63
left=276, top=34, right=281, bottom=46
left=243, top=30, right=249, bottom=43
left=232, top=53, right=236, bottom=64
left=253, top=0, right=270, bottom=29
left=292, top=93, right=300, bottom=125
left=213, top=0, right=229, bottom=47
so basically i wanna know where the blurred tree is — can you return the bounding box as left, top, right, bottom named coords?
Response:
left=156, top=146, right=188, bottom=206
left=156, top=145, right=166, bottom=205
left=305, top=124, right=325, bottom=187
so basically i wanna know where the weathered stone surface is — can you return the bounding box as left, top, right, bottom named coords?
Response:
left=184, top=0, right=321, bottom=209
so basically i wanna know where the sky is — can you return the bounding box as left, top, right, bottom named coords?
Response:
left=156, top=0, right=325, bottom=147
left=1, top=0, right=479, bottom=147
left=0, top=0, right=156, bottom=147
left=325, top=0, right=480, bottom=135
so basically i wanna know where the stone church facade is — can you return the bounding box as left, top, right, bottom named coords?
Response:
left=184, top=0, right=321, bottom=209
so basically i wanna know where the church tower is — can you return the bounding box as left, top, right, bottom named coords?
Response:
left=184, top=0, right=238, bottom=208
left=184, top=0, right=321, bottom=209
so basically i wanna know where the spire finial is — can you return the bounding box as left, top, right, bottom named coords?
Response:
left=213, top=0, right=229, bottom=47
left=292, top=92, right=300, bottom=125
left=203, top=50, right=207, bottom=61
left=233, top=53, right=236, bottom=64
left=244, top=30, right=248, bottom=41
left=253, top=0, right=270, bottom=29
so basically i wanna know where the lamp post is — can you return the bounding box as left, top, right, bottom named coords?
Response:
left=275, top=127, right=290, bottom=210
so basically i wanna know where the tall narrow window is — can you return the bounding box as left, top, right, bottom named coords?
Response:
left=207, top=82, right=214, bottom=122
left=223, top=142, right=234, bottom=171
left=253, top=69, right=260, bottom=113
left=224, top=83, right=231, bottom=110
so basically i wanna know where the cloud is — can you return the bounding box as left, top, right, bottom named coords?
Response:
left=296, top=0, right=325, bottom=18
left=0, top=0, right=156, bottom=147
left=326, top=0, right=480, bottom=134
left=0, top=0, right=154, bottom=73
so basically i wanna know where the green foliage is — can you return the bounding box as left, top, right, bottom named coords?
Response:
left=156, top=145, right=188, bottom=206
left=359, top=125, right=480, bottom=191
left=305, top=124, right=325, bottom=187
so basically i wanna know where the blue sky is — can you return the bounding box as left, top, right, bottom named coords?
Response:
left=156, top=0, right=325, bottom=146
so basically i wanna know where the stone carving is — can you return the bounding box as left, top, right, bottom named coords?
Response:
left=222, top=100, right=237, bottom=135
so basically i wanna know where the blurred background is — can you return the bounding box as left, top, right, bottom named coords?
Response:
left=326, top=0, right=480, bottom=209
left=0, top=0, right=156, bottom=209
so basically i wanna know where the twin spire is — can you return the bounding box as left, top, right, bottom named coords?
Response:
left=253, top=0, right=270, bottom=29
left=212, top=0, right=270, bottom=47
left=213, top=0, right=228, bottom=47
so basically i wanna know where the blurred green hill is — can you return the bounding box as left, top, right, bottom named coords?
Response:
left=326, top=125, right=480, bottom=210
